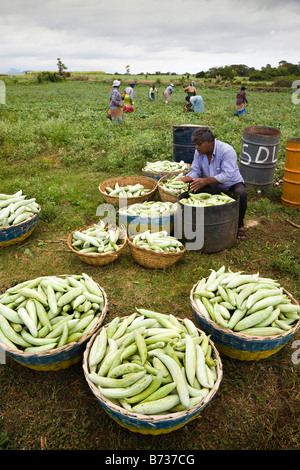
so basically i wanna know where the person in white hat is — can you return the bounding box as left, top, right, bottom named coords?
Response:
left=109, top=80, right=124, bottom=123
left=163, top=83, right=174, bottom=103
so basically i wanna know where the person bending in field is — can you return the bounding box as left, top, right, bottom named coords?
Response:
left=177, top=126, right=248, bottom=240
left=184, top=95, right=204, bottom=113
left=163, top=83, right=174, bottom=103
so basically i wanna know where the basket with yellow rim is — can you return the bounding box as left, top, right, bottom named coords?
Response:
left=0, top=274, right=108, bottom=371
left=82, top=310, right=223, bottom=435
left=0, top=206, right=41, bottom=247
left=190, top=269, right=300, bottom=361
left=119, top=201, right=179, bottom=238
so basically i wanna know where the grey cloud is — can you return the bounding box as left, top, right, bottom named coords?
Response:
left=0, top=0, right=299, bottom=73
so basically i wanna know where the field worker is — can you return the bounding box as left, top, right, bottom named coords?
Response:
left=163, top=83, right=174, bottom=103
left=123, top=83, right=135, bottom=113
left=149, top=84, right=158, bottom=101
left=235, top=85, right=248, bottom=116
left=177, top=126, right=248, bottom=240
left=184, top=81, right=197, bottom=97
left=184, top=95, right=204, bottom=113
left=109, top=80, right=124, bottom=123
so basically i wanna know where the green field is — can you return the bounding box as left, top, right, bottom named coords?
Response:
left=0, top=74, right=299, bottom=451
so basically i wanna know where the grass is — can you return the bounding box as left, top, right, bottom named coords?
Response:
left=0, top=75, right=300, bottom=451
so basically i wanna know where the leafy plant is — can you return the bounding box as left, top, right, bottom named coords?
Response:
left=36, top=72, right=65, bottom=83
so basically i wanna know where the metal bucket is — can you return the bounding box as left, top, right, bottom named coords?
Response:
left=239, top=126, right=281, bottom=190
left=176, top=188, right=239, bottom=253
left=281, top=138, right=300, bottom=210
left=173, top=125, right=205, bottom=164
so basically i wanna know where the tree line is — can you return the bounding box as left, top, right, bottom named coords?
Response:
left=195, top=61, right=300, bottom=82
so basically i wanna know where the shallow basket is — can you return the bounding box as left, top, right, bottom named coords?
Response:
left=142, top=164, right=191, bottom=182
left=0, top=276, right=108, bottom=371
left=82, top=315, right=223, bottom=435
left=190, top=280, right=300, bottom=361
left=127, top=236, right=185, bottom=269
left=99, top=176, right=158, bottom=207
left=0, top=206, right=41, bottom=247
left=157, top=177, right=181, bottom=203
left=67, top=225, right=127, bottom=266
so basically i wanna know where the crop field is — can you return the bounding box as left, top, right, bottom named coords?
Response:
left=0, top=75, right=299, bottom=451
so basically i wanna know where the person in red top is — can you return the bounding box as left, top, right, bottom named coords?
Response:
left=235, top=85, right=248, bottom=116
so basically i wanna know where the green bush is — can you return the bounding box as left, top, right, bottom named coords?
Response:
left=272, top=75, right=298, bottom=87
left=36, top=72, right=65, bottom=83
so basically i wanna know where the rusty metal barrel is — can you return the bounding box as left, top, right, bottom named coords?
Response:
left=281, top=138, right=300, bottom=209
left=239, top=126, right=281, bottom=190
left=173, top=125, right=205, bottom=164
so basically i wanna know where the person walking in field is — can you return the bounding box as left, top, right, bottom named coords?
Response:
left=163, top=83, right=174, bottom=103
left=184, top=95, right=204, bottom=113
left=123, top=83, right=135, bottom=113
left=149, top=84, right=158, bottom=101
left=177, top=126, right=248, bottom=240
left=109, top=80, right=124, bottom=123
left=235, top=85, right=248, bottom=116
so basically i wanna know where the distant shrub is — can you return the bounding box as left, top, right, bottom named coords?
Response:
left=36, top=72, right=65, bottom=83
left=272, top=75, right=298, bottom=87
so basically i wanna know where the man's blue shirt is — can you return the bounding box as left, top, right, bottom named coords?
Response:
left=187, top=139, right=244, bottom=190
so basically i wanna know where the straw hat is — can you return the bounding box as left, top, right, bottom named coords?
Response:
left=112, top=80, right=121, bottom=87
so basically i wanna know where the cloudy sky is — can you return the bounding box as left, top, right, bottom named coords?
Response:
left=0, top=0, right=299, bottom=74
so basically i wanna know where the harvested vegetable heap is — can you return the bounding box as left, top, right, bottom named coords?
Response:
left=159, top=174, right=189, bottom=195
left=193, top=266, right=300, bottom=336
left=180, top=192, right=235, bottom=207
left=0, top=274, right=105, bottom=352
left=72, top=221, right=122, bottom=254
left=104, top=183, right=151, bottom=197
left=143, top=160, right=189, bottom=173
left=119, top=201, right=179, bottom=216
left=0, top=190, right=40, bottom=227
left=132, top=230, right=183, bottom=253
left=87, top=308, right=219, bottom=414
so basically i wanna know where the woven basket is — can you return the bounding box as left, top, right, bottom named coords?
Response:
left=82, top=315, right=223, bottom=435
left=99, top=176, right=158, bottom=207
left=190, top=280, right=300, bottom=361
left=158, top=176, right=185, bottom=203
left=0, top=275, right=108, bottom=371
left=127, top=236, right=185, bottom=269
left=142, top=164, right=191, bottom=182
left=0, top=206, right=41, bottom=247
left=67, top=225, right=127, bottom=266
